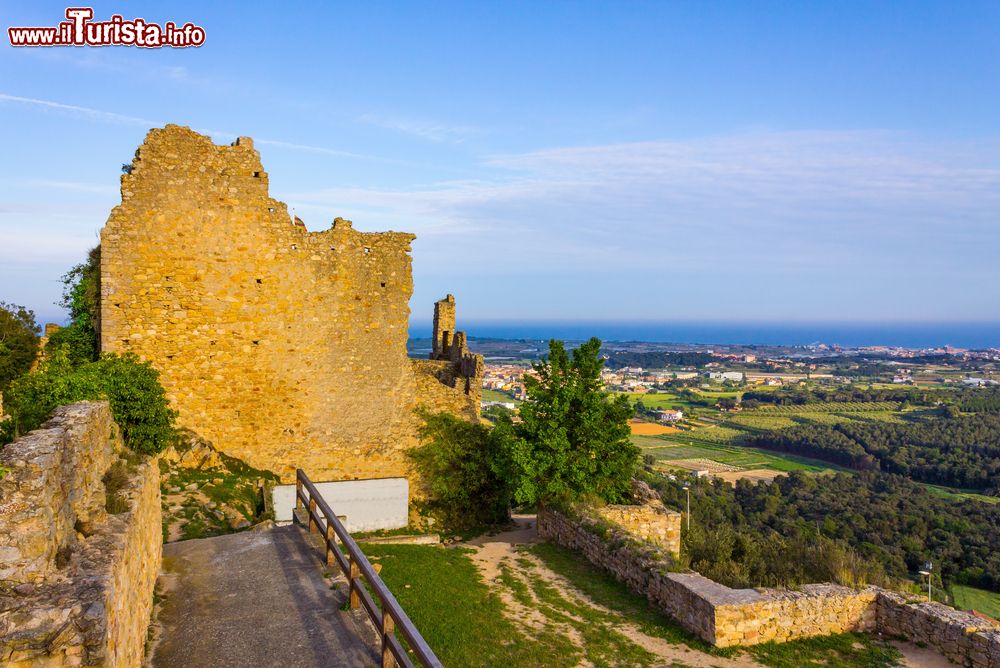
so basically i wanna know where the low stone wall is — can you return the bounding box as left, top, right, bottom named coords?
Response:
left=595, top=502, right=681, bottom=556
left=538, top=507, right=876, bottom=647
left=540, top=505, right=1000, bottom=664
left=878, top=591, right=1000, bottom=667
left=0, top=402, right=162, bottom=667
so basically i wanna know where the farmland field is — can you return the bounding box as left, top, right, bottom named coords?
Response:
left=748, top=401, right=902, bottom=414
left=482, top=389, right=519, bottom=404
left=950, top=585, right=1000, bottom=619
left=629, top=420, right=678, bottom=436
left=632, top=434, right=837, bottom=474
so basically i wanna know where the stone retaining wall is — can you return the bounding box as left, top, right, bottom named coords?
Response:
left=0, top=402, right=162, bottom=667
left=539, top=507, right=876, bottom=647
left=878, top=591, right=1000, bottom=667
left=595, top=503, right=681, bottom=556
left=539, top=506, right=1000, bottom=664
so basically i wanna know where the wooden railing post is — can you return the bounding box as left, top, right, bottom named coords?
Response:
left=297, top=469, right=441, bottom=667
left=326, top=522, right=336, bottom=567
left=349, top=557, right=360, bottom=610
left=382, top=610, right=396, bottom=668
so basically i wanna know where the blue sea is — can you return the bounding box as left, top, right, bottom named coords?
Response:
left=410, top=321, right=1000, bottom=349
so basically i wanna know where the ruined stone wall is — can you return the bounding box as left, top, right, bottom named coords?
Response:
left=878, top=591, right=1000, bottom=668
left=538, top=507, right=879, bottom=647
left=0, top=402, right=162, bottom=667
left=100, top=125, right=480, bottom=483
left=595, top=503, right=681, bottom=556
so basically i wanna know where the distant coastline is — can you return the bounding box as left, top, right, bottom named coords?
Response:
left=409, top=321, right=1000, bottom=349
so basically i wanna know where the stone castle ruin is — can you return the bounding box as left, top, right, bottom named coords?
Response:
left=100, top=125, right=482, bottom=482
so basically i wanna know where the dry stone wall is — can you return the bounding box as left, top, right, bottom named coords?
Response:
left=539, top=505, right=1000, bottom=663
left=878, top=591, right=1000, bottom=668
left=100, top=125, right=482, bottom=483
left=595, top=503, right=681, bottom=556
left=0, top=402, right=162, bottom=667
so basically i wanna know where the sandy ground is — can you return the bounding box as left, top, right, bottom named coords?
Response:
left=465, top=515, right=761, bottom=668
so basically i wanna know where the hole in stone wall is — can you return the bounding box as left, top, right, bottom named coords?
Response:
left=252, top=340, right=260, bottom=345
left=363, top=247, right=371, bottom=255
left=252, top=171, right=261, bottom=178
left=268, top=207, right=275, bottom=213
left=291, top=244, right=298, bottom=250
left=380, top=282, right=386, bottom=288
left=256, top=278, right=263, bottom=284
left=330, top=246, right=336, bottom=251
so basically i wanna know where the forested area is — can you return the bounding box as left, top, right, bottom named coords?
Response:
left=744, top=415, right=1000, bottom=493
left=603, top=351, right=715, bottom=369
left=648, top=470, right=1000, bottom=593
left=740, top=386, right=938, bottom=408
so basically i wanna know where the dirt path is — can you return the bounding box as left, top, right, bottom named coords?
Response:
left=464, top=514, right=761, bottom=668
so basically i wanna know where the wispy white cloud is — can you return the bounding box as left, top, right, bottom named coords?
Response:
left=0, top=93, right=394, bottom=162
left=358, top=113, right=481, bottom=143
left=21, top=179, right=118, bottom=196
left=286, top=130, right=1000, bottom=279
left=0, top=93, right=157, bottom=127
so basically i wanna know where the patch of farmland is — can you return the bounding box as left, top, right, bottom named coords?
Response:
left=725, top=414, right=799, bottom=431
left=628, top=420, right=679, bottom=436
left=748, top=401, right=901, bottom=414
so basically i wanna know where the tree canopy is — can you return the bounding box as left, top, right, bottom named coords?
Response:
left=0, top=302, right=39, bottom=395
left=499, top=337, right=638, bottom=506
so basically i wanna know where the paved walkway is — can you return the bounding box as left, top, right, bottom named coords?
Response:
left=150, top=525, right=378, bottom=668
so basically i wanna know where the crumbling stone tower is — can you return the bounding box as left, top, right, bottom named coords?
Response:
left=100, top=125, right=482, bottom=482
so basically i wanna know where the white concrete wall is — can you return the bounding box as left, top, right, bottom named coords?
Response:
left=271, top=477, right=408, bottom=532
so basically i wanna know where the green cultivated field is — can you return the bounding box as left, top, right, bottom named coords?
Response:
left=950, top=585, right=1000, bottom=618
left=482, top=389, right=519, bottom=404
left=632, top=434, right=838, bottom=473
left=749, top=401, right=902, bottom=413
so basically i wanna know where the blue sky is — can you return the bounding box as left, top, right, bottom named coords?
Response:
left=1, top=1, right=998, bottom=328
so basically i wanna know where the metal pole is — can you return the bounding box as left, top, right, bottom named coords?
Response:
left=686, top=487, right=691, bottom=532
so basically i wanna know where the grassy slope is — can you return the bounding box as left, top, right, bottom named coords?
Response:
left=362, top=544, right=579, bottom=667
left=363, top=541, right=902, bottom=668
left=950, top=585, right=1000, bottom=618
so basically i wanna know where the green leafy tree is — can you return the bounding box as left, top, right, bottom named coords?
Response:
left=0, top=302, right=39, bottom=394
left=409, top=410, right=512, bottom=531
left=0, top=348, right=176, bottom=454
left=46, top=245, right=100, bottom=367
left=499, top=337, right=638, bottom=507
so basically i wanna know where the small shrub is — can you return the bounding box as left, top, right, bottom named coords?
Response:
left=409, top=409, right=512, bottom=531
left=0, top=348, right=176, bottom=453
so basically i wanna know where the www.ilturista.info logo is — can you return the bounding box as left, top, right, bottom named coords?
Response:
left=8, top=7, right=205, bottom=48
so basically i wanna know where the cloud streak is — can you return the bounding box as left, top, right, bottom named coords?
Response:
left=358, top=113, right=481, bottom=143
left=288, top=130, right=1000, bottom=279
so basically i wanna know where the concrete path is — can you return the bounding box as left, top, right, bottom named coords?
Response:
left=150, top=525, right=378, bottom=668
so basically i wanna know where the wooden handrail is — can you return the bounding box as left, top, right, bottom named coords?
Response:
left=295, top=469, right=443, bottom=668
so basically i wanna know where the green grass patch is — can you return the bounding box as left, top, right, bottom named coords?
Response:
left=747, top=632, right=901, bottom=668
left=482, top=388, right=520, bottom=404
left=528, top=542, right=727, bottom=655
left=362, top=544, right=581, bottom=667
left=950, top=584, right=1000, bottom=618
left=921, top=483, right=1000, bottom=505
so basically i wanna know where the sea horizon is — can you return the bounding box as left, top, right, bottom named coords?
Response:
left=408, top=320, right=1000, bottom=350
